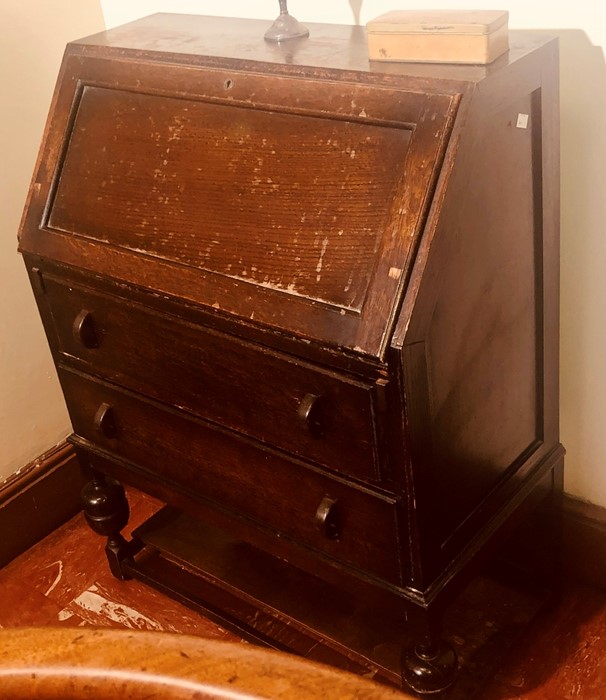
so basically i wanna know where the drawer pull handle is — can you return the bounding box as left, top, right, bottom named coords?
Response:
left=73, top=310, right=99, bottom=348
left=297, top=393, right=326, bottom=438
left=94, top=403, right=118, bottom=439
left=315, top=496, right=340, bottom=540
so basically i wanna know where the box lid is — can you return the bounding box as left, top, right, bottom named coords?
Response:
left=367, top=10, right=508, bottom=36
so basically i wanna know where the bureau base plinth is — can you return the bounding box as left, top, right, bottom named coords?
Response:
left=116, top=506, right=546, bottom=695
left=124, top=507, right=406, bottom=686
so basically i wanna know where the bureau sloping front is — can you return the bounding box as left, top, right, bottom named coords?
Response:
left=19, top=46, right=457, bottom=359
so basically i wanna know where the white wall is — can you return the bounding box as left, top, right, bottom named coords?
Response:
left=100, top=0, right=606, bottom=506
left=100, top=0, right=605, bottom=46
left=0, top=1, right=105, bottom=480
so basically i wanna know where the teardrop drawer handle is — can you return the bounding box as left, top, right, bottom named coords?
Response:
left=73, top=310, right=99, bottom=349
left=94, top=403, right=119, bottom=439
left=297, top=393, right=326, bottom=438
left=315, top=496, right=340, bottom=540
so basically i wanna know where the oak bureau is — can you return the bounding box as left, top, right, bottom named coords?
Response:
left=18, top=14, right=563, bottom=694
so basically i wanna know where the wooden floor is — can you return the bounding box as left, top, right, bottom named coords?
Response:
left=1, top=487, right=606, bottom=699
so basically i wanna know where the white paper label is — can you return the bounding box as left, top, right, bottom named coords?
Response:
left=516, top=113, right=529, bottom=129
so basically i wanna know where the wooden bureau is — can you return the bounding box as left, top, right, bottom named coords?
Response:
left=18, top=14, right=563, bottom=694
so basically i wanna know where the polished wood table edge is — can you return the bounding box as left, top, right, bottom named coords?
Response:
left=0, top=627, right=411, bottom=699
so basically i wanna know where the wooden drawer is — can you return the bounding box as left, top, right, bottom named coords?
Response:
left=43, top=274, right=383, bottom=482
left=60, top=367, right=403, bottom=585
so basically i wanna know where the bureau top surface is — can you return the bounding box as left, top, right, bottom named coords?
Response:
left=73, top=13, right=551, bottom=86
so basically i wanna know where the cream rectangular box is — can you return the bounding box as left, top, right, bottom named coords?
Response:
left=366, top=10, right=509, bottom=64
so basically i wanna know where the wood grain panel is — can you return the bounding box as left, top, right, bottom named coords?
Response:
left=50, top=86, right=412, bottom=311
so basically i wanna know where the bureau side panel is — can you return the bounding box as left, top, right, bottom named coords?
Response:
left=395, top=40, right=560, bottom=583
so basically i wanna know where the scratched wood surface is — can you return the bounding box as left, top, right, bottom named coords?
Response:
left=49, top=86, right=411, bottom=312
left=19, top=18, right=458, bottom=358
left=0, top=488, right=228, bottom=636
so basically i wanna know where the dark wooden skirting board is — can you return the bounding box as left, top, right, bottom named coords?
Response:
left=561, top=494, right=606, bottom=591
left=0, top=441, right=84, bottom=568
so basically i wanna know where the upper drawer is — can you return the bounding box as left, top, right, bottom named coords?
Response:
left=61, top=367, right=403, bottom=586
left=42, top=274, right=383, bottom=482
left=19, top=50, right=458, bottom=358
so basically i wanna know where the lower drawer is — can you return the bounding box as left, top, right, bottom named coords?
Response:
left=60, top=367, right=403, bottom=585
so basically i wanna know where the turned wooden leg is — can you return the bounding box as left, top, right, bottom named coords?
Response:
left=81, top=473, right=133, bottom=580
left=401, top=610, right=457, bottom=695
